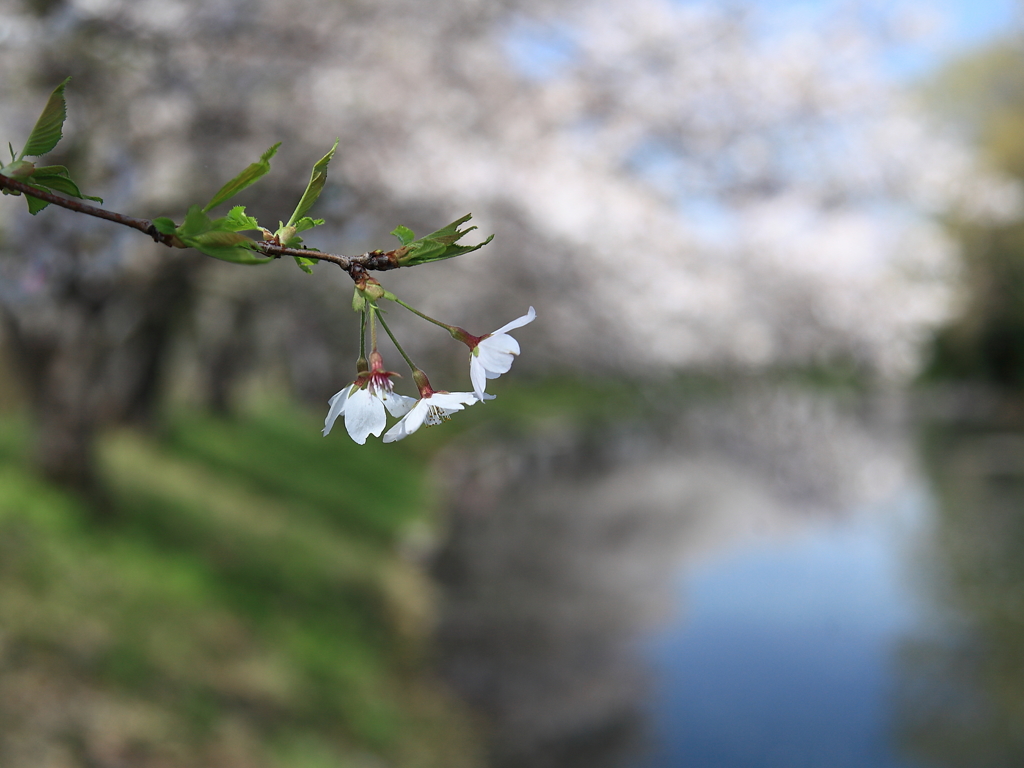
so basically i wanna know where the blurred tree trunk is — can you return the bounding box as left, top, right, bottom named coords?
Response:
left=198, top=296, right=257, bottom=417
left=1, top=253, right=198, bottom=502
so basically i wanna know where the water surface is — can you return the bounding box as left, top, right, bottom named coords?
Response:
left=433, top=385, right=1024, bottom=768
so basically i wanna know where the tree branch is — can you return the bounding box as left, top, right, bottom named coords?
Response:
left=0, top=172, right=177, bottom=243
left=0, top=172, right=401, bottom=274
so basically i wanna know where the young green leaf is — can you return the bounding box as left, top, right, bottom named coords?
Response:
left=151, top=217, right=178, bottom=236
left=24, top=185, right=50, bottom=215
left=422, top=214, right=476, bottom=245
left=290, top=216, right=324, bottom=236
left=275, top=212, right=326, bottom=274
left=31, top=165, right=103, bottom=203
left=186, top=230, right=272, bottom=265
left=286, top=139, right=338, bottom=229
left=394, top=213, right=494, bottom=266
left=277, top=216, right=325, bottom=247
left=217, top=205, right=261, bottom=233
left=20, top=77, right=71, bottom=159
left=405, top=239, right=445, bottom=262
left=177, top=204, right=212, bottom=238
left=391, top=225, right=415, bottom=246
left=202, top=142, right=281, bottom=213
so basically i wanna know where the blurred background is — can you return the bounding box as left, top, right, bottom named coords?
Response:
left=1, top=0, right=1024, bottom=766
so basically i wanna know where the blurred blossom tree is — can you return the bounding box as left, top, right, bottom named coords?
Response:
left=0, top=0, right=1016, bottom=491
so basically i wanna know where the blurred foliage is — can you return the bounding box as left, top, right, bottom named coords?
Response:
left=923, top=43, right=1024, bottom=388
left=0, top=408, right=484, bottom=768
left=896, top=420, right=1024, bottom=766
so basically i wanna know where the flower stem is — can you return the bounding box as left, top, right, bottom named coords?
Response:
left=393, top=298, right=457, bottom=333
left=376, top=310, right=419, bottom=375
left=369, top=304, right=380, bottom=353
left=356, top=308, right=368, bottom=372
left=392, top=297, right=481, bottom=346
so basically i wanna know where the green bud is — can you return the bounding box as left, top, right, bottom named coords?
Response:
left=277, top=225, right=297, bottom=245
left=352, top=288, right=366, bottom=313
left=2, top=160, right=35, bottom=179
left=360, top=282, right=386, bottom=301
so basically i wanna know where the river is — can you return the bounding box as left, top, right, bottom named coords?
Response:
left=431, top=382, right=1024, bottom=768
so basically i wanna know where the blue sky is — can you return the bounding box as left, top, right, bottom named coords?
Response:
left=885, top=0, right=1020, bottom=78
left=753, top=0, right=1020, bottom=78
left=942, top=0, right=1019, bottom=44
left=505, top=1, right=1021, bottom=82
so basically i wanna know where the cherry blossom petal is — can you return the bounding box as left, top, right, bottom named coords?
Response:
left=403, top=400, right=430, bottom=434
left=323, top=384, right=355, bottom=436
left=343, top=387, right=387, bottom=444
left=429, top=391, right=479, bottom=410
left=468, top=308, right=536, bottom=400
left=382, top=391, right=481, bottom=442
left=382, top=391, right=417, bottom=417
left=491, top=306, right=536, bottom=336
left=470, top=360, right=489, bottom=401
left=476, top=336, right=521, bottom=372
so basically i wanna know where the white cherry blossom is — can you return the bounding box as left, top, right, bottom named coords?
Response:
left=469, top=306, right=536, bottom=400
left=382, top=390, right=484, bottom=443
left=323, top=353, right=415, bottom=444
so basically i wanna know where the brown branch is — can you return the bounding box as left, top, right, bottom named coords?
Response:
left=0, top=172, right=179, bottom=245
left=254, top=242, right=399, bottom=272
left=0, top=172, right=402, bottom=274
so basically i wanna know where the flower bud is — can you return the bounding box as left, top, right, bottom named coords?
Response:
left=354, top=273, right=387, bottom=301
left=1, top=160, right=35, bottom=180
left=411, top=368, right=433, bottom=397
left=360, top=282, right=386, bottom=301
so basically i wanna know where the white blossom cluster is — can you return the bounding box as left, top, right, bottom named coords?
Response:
left=323, top=307, right=535, bottom=444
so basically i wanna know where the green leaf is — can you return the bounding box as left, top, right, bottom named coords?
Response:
left=217, top=205, right=261, bottom=232
left=276, top=216, right=325, bottom=250
left=352, top=287, right=366, bottom=313
left=406, top=239, right=445, bottom=262
left=275, top=216, right=323, bottom=273
left=391, top=225, right=415, bottom=246
left=286, top=139, right=338, bottom=228
left=192, top=230, right=253, bottom=248
left=396, top=213, right=494, bottom=265
left=202, top=142, right=281, bottom=212
left=186, top=230, right=272, bottom=265
left=25, top=185, right=50, bottom=214
left=422, top=214, right=476, bottom=245
left=21, top=77, right=71, bottom=158
left=291, top=216, right=324, bottom=235
left=31, top=165, right=103, bottom=203
left=151, top=217, right=177, bottom=235
left=196, top=246, right=271, bottom=265
left=177, top=204, right=212, bottom=238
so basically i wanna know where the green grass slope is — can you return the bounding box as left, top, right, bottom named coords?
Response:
left=0, top=409, right=483, bottom=768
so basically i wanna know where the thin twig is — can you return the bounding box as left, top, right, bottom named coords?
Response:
left=0, top=172, right=177, bottom=245
left=0, top=172, right=402, bottom=274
